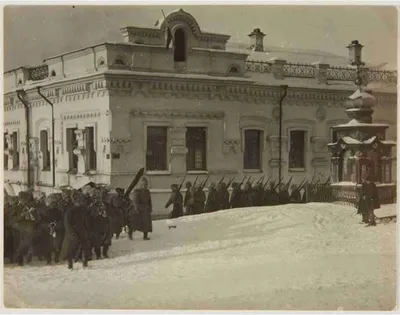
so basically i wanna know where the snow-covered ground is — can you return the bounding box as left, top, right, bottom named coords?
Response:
left=4, top=203, right=397, bottom=311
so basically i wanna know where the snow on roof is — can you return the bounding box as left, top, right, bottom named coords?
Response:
left=341, top=136, right=362, bottom=145
left=335, top=119, right=389, bottom=128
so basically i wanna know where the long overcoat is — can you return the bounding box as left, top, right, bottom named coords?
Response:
left=132, top=188, right=153, bottom=233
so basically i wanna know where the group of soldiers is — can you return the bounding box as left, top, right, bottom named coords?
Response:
left=164, top=175, right=331, bottom=218
left=4, top=177, right=153, bottom=269
left=4, top=171, right=380, bottom=270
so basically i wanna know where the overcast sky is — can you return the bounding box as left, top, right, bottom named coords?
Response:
left=3, top=5, right=398, bottom=71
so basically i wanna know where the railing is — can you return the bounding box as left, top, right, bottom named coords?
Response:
left=28, top=65, right=49, bottom=81
left=245, top=60, right=397, bottom=84
left=283, top=63, right=316, bottom=78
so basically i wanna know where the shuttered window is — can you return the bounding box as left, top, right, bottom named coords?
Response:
left=66, top=128, right=78, bottom=173
left=186, top=127, right=207, bottom=171
left=146, top=127, right=167, bottom=171
left=289, top=130, right=306, bottom=169
left=85, top=127, right=96, bottom=171
left=11, top=132, right=19, bottom=169
left=244, top=130, right=262, bottom=170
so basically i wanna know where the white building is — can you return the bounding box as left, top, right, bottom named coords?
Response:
left=3, top=9, right=397, bottom=216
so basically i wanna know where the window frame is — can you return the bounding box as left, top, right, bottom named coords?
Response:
left=186, top=126, right=208, bottom=172
left=40, top=129, right=51, bottom=171
left=65, top=127, right=78, bottom=174
left=11, top=130, right=20, bottom=170
left=84, top=125, right=97, bottom=173
left=145, top=124, right=170, bottom=173
left=4, top=132, right=8, bottom=170
left=288, top=129, right=307, bottom=172
left=243, top=128, right=263, bottom=171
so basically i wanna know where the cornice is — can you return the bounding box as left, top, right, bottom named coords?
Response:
left=131, top=109, right=225, bottom=120
left=62, top=110, right=101, bottom=121
left=4, top=75, right=397, bottom=113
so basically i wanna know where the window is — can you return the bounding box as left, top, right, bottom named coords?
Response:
left=4, top=133, right=8, bottom=170
left=332, top=130, right=338, bottom=143
left=40, top=130, right=50, bottom=171
left=66, top=128, right=78, bottom=173
left=367, top=150, right=381, bottom=182
left=115, top=59, right=124, bottom=65
left=339, top=150, right=352, bottom=182
left=146, top=127, right=167, bottom=171
left=186, top=127, right=207, bottom=171
left=174, top=28, right=186, bottom=62
left=11, top=132, right=19, bottom=169
left=51, top=70, right=56, bottom=77
left=244, top=129, right=262, bottom=170
left=289, top=130, right=306, bottom=169
left=85, top=127, right=96, bottom=171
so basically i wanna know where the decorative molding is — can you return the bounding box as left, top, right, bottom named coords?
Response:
left=223, top=139, right=239, bottom=154
left=101, top=137, right=131, bottom=144
left=62, top=111, right=101, bottom=121
left=4, top=120, right=21, bottom=126
left=131, top=109, right=225, bottom=120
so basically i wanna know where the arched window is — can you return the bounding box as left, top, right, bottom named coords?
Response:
left=174, top=28, right=186, bottom=62
left=51, top=70, right=56, bottom=77
left=98, top=59, right=105, bottom=66
left=229, top=66, right=239, bottom=74
left=134, top=40, right=144, bottom=44
left=115, top=59, right=124, bottom=65
left=339, top=150, right=352, bottom=182
left=18, top=79, right=22, bottom=85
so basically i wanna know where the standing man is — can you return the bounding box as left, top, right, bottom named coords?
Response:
left=165, top=184, right=184, bottom=218
left=290, top=184, right=302, bottom=203
left=229, top=182, right=242, bottom=209
left=192, top=184, right=206, bottom=214
left=133, top=178, right=153, bottom=240
left=358, top=172, right=380, bottom=226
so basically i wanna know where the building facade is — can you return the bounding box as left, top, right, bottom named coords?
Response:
left=3, top=9, right=397, bottom=215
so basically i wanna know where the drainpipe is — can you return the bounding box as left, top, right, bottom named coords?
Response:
left=16, top=89, right=31, bottom=188
left=37, top=87, right=56, bottom=188
left=278, top=85, right=288, bottom=197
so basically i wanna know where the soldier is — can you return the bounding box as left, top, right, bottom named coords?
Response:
left=192, top=184, right=206, bottom=214
left=278, top=184, right=290, bottom=205
left=239, top=182, right=253, bottom=208
left=132, top=177, right=153, bottom=240
left=251, top=183, right=264, bottom=207
left=205, top=182, right=218, bottom=213
left=290, top=184, right=302, bottom=203
left=60, top=190, right=91, bottom=269
left=88, top=188, right=112, bottom=259
left=165, top=184, right=184, bottom=218
left=184, top=181, right=194, bottom=215
left=358, top=173, right=380, bottom=226
left=217, top=182, right=230, bottom=210
left=264, top=181, right=278, bottom=206
left=45, top=194, right=65, bottom=263
left=109, top=188, right=125, bottom=239
left=230, top=182, right=242, bottom=209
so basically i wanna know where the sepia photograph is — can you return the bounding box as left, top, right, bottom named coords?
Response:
left=2, top=3, right=398, bottom=311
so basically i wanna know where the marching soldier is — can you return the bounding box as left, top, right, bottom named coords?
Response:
left=251, top=183, right=264, bottom=207
left=290, top=184, right=302, bottom=203
left=165, top=184, right=184, bottom=218
left=109, top=188, right=125, bottom=239
left=60, top=190, right=91, bottom=269
left=358, top=173, right=380, bottom=226
left=217, top=182, right=230, bottom=210
left=132, top=177, right=153, bottom=240
left=278, top=183, right=290, bottom=205
left=229, top=182, right=242, bottom=209
left=205, top=182, right=218, bottom=213
left=264, top=181, right=278, bottom=206
left=184, top=181, right=194, bottom=215
left=239, top=182, right=253, bottom=208
left=192, top=184, right=206, bottom=214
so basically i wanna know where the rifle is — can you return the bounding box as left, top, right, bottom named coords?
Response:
left=238, top=176, right=247, bottom=189
left=292, top=178, right=307, bottom=194
left=322, top=175, right=331, bottom=186
left=217, top=176, right=225, bottom=187
left=226, top=176, right=236, bottom=189
left=262, top=175, right=272, bottom=189
left=124, top=167, right=145, bottom=197
left=178, top=175, right=187, bottom=191
left=250, top=178, right=255, bottom=185
left=272, top=177, right=283, bottom=191
left=192, top=175, right=200, bottom=188
left=284, top=176, right=293, bottom=191
left=201, top=176, right=210, bottom=189
left=257, top=175, right=265, bottom=184
left=246, top=176, right=252, bottom=184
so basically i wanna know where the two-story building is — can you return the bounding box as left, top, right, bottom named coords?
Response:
left=3, top=9, right=397, bottom=215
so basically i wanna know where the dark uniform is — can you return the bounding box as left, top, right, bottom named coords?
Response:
left=216, top=182, right=230, bottom=210
left=278, top=184, right=290, bottom=205
left=88, top=190, right=112, bottom=259
left=132, top=178, right=153, bottom=240
left=205, top=183, right=218, bottom=213
left=239, top=182, right=253, bottom=208
left=264, top=182, right=278, bottom=206
left=358, top=176, right=380, bottom=226
left=165, top=184, right=184, bottom=218
left=290, top=185, right=302, bottom=203
left=229, top=183, right=242, bottom=209
left=60, top=191, right=91, bottom=269
left=192, top=185, right=206, bottom=214
left=109, top=188, right=125, bottom=239
left=184, top=182, right=194, bottom=215
left=251, top=183, right=264, bottom=207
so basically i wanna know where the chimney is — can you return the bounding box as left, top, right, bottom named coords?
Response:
left=346, top=40, right=364, bottom=66
left=248, top=28, right=265, bottom=52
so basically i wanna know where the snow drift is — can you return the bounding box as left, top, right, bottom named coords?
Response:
left=3, top=203, right=397, bottom=311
